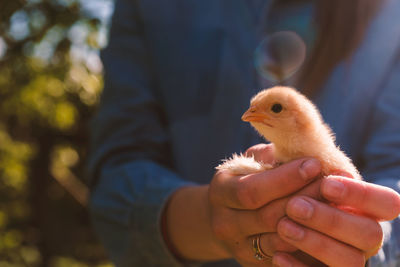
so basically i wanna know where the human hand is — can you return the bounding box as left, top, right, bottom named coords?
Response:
left=208, top=144, right=322, bottom=266
left=274, top=176, right=400, bottom=267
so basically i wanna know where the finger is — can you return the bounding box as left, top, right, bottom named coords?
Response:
left=231, top=179, right=321, bottom=235
left=321, top=176, right=400, bottom=220
left=273, top=252, right=310, bottom=267
left=277, top=218, right=366, bottom=267
left=210, top=204, right=294, bottom=249
left=210, top=211, right=276, bottom=266
left=210, top=158, right=321, bottom=209
left=245, top=143, right=276, bottom=164
left=242, top=234, right=297, bottom=265
left=286, top=196, right=383, bottom=254
left=226, top=196, right=289, bottom=235
left=329, top=170, right=354, bottom=178
left=229, top=237, right=274, bottom=266
left=259, top=233, right=297, bottom=254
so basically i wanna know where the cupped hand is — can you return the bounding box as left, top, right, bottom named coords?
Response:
left=208, top=144, right=322, bottom=266
left=274, top=176, right=400, bottom=267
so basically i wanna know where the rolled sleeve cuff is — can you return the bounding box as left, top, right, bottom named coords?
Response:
left=89, top=160, right=197, bottom=266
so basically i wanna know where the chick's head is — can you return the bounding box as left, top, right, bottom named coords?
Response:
left=242, top=86, right=324, bottom=144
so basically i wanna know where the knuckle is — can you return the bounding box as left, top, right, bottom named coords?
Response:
left=244, top=147, right=256, bottom=157
left=208, top=173, right=225, bottom=204
left=347, top=249, right=366, bottom=267
left=358, top=182, right=370, bottom=208
left=236, top=178, right=260, bottom=209
left=245, top=143, right=268, bottom=155
left=326, top=209, right=344, bottom=232
left=245, top=143, right=274, bottom=163
left=365, top=221, right=384, bottom=251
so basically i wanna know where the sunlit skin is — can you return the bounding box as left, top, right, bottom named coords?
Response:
left=163, top=86, right=400, bottom=266
left=165, top=145, right=400, bottom=266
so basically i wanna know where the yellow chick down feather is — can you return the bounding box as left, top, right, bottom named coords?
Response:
left=216, top=86, right=361, bottom=180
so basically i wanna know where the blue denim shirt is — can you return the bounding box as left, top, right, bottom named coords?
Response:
left=88, top=0, right=400, bottom=266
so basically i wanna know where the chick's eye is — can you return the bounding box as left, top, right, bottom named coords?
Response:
left=271, top=103, right=283, bottom=113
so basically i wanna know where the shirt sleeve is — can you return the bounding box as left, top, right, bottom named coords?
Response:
left=360, top=55, right=400, bottom=266
left=87, top=0, right=194, bottom=265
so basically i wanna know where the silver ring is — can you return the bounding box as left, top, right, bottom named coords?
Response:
left=252, top=234, right=273, bottom=261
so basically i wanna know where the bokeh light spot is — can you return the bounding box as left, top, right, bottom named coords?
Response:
left=254, top=31, right=306, bottom=83
left=0, top=38, right=7, bottom=59
left=53, top=102, right=77, bottom=130
left=9, top=11, right=30, bottom=41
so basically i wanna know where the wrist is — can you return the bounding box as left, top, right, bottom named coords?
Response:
left=161, top=192, right=186, bottom=261
left=163, top=185, right=230, bottom=261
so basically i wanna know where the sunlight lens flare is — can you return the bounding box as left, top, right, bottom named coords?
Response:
left=254, top=31, right=306, bottom=84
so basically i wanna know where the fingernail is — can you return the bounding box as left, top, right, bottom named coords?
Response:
left=279, top=219, right=305, bottom=241
left=288, top=197, right=314, bottom=220
left=299, top=159, right=321, bottom=181
left=273, top=255, right=293, bottom=267
left=323, top=178, right=345, bottom=199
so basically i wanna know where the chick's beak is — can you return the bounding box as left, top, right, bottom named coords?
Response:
left=241, top=106, right=269, bottom=122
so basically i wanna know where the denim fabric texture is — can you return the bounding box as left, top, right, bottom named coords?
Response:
left=88, top=0, right=400, bottom=266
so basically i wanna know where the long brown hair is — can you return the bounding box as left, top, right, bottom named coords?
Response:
left=299, top=0, right=383, bottom=96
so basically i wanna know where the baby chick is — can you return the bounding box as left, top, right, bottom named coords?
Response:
left=217, top=86, right=361, bottom=180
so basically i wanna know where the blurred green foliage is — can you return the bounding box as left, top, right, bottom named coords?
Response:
left=0, top=0, right=112, bottom=266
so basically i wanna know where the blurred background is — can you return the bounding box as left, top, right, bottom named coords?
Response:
left=0, top=0, right=114, bottom=266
